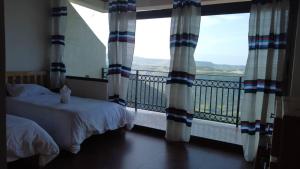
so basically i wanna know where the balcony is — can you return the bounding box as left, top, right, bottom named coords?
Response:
left=102, top=68, right=244, bottom=145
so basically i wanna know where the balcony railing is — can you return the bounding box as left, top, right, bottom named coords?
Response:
left=102, top=68, right=243, bottom=126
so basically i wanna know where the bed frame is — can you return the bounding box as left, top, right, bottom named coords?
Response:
left=5, top=71, right=49, bottom=87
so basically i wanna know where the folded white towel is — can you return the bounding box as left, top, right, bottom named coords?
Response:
left=60, top=85, right=71, bottom=104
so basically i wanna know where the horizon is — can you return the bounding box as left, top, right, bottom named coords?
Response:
left=132, top=56, right=246, bottom=67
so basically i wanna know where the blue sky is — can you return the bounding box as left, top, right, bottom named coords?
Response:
left=73, top=3, right=250, bottom=66
left=196, top=14, right=249, bottom=65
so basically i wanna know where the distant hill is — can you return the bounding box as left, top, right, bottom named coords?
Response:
left=133, top=57, right=170, bottom=67
left=132, top=56, right=245, bottom=76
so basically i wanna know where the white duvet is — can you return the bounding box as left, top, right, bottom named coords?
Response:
left=6, top=93, right=135, bottom=153
left=6, top=115, right=59, bottom=166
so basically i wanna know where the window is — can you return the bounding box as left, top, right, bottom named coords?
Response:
left=195, top=14, right=249, bottom=75
left=133, top=18, right=171, bottom=72
left=65, top=3, right=249, bottom=78
left=133, top=13, right=250, bottom=76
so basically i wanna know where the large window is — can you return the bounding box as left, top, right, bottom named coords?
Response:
left=133, top=14, right=249, bottom=76
left=65, top=3, right=249, bottom=78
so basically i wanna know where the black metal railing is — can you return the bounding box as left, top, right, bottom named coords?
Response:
left=102, top=68, right=243, bottom=126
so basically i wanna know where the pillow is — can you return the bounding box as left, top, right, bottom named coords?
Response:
left=6, top=84, right=53, bottom=97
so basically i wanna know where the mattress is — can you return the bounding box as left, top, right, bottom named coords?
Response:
left=6, top=114, right=59, bottom=166
left=6, top=93, right=135, bottom=153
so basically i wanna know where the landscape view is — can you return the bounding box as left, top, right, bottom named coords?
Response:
left=106, top=56, right=246, bottom=124
left=73, top=4, right=249, bottom=124
left=131, top=56, right=245, bottom=77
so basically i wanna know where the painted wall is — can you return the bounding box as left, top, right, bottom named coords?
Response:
left=5, top=0, right=50, bottom=71
left=63, top=2, right=106, bottom=79
left=0, top=0, right=6, bottom=168
left=290, top=2, right=300, bottom=97
left=70, top=0, right=106, bottom=12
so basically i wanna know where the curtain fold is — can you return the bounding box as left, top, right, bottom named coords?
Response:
left=166, top=0, right=201, bottom=142
left=107, top=0, right=136, bottom=106
left=50, top=0, right=68, bottom=89
left=241, top=0, right=289, bottom=162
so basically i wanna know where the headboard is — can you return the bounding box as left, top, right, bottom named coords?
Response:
left=5, top=71, right=49, bottom=87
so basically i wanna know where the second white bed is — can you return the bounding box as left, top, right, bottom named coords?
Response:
left=7, top=114, right=59, bottom=166
left=7, top=93, right=135, bottom=154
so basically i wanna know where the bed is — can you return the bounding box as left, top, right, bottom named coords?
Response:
left=7, top=114, right=59, bottom=166
left=6, top=71, right=135, bottom=154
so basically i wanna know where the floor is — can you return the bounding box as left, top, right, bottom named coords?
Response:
left=132, top=108, right=242, bottom=145
left=9, top=128, right=252, bottom=169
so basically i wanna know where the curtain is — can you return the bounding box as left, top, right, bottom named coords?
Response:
left=107, top=0, right=136, bottom=106
left=166, top=0, right=201, bottom=142
left=50, top=0, right=68, bottom=89
left=241, top=0, right=289, bottom=162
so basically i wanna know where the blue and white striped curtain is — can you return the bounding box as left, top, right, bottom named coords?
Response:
left=107, top=0, right=136, bottom=106
left=50, top=0, right=68, bottom=89
left=166, top=0, right=201, bottom=142
left=241, top=0, right=289, bottom=161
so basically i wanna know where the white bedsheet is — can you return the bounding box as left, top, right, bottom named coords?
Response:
left=6, top=93, right=135, bottom=153
left=6, top=115, right=59, bottom=166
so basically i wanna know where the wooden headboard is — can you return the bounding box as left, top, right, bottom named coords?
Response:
left=5, top=71, right=49, bottom=87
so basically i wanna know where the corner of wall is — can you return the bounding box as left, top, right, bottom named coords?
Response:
left=290, top=1, right=300, bottom=97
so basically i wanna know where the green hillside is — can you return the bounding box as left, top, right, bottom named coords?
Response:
left=132, top=56, right=245, bottom=76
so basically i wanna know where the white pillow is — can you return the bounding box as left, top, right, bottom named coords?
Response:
left=6, top=84, right=53, bottom=97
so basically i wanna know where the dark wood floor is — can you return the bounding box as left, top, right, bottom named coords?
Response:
left=9, top=128, right=252, bottom=169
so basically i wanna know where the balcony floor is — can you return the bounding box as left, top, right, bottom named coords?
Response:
left=130, top=108, right=242, bottom=145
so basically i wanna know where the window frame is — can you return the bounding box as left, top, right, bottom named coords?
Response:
left=136, top=2, right=251, bottom=19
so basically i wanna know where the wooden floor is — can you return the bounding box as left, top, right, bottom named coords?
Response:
left=9, top=128, right=252, bottom=169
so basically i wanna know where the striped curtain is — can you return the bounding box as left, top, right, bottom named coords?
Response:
left=50, top=0, right=68, bottom=89
left=107, top=0, right=136, bottom=106
left=241, top=0, right=289, bottom=161
left=166, top=0, right=201, bottom=142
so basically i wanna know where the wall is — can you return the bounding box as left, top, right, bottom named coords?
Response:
left=0, top=0, right=6, bottom=167
left=290, top=1, right=300, bottom=97
left=70, top=0, right=106, bottom=12
left=5, top=0, right=50, bottom=71
left=63, top=2, right=106, bottom=79
left=66, top=78, right=108, bottom=100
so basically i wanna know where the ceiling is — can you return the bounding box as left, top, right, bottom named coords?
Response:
left=70, top=0, right=251, bottom=13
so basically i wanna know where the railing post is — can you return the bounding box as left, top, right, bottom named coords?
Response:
left=135, top=70, right=139, bottom=112
left=236, top=76, right=242, bottom=128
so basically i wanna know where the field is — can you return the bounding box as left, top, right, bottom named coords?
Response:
left=131, top=56, right=245, bottom=76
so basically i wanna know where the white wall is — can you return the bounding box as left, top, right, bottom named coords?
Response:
left=5, top=0, right=50, bottom=71
left=290, top=2, right=300, bottom=97
left=70, top=0, right=106, bottom=12
left=64, top=2, right=106, bottom=78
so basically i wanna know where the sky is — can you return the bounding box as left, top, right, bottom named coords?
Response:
left=72, top=3, right=250, bottom=66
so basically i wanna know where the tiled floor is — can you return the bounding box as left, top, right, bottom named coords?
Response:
left=131, top=108, right=242, bottom=145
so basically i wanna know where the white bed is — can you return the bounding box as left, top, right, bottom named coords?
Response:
left=7, top=114, right=59, bottom=166
left=6, top=90, right=135, bottom=154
